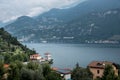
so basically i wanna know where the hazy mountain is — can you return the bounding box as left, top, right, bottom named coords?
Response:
left=36, top=0, right=120, bottom=22
left=4, top=0, right=120, bottom=43
left=0, top=22, right=6, bottom=27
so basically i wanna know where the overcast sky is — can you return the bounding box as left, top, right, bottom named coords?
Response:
left=0, top=0, right=87, bottom=23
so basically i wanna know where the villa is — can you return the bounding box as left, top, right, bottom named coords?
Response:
left=44, top=53, right=52, bottom=61
left=30, top=53, right=52, bottom=62
left=88, top=61, right=118, bottom=80
left=30, top=54, right=41, bottom=61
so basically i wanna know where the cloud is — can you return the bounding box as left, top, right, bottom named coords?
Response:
left=0, top=0, right=86, bottom=23
left=27, top=7, right=44, bottom=17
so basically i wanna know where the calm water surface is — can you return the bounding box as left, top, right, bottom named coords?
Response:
left=23, top=43, right=120, bottom=68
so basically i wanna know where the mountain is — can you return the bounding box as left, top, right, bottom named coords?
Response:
left=5, top=16, right=39, bottom=33
left=0, top=28, right=35, bottom=63
left=4, top=0, right=120, bottom=43
left=36, top=0, right=120, bottom=23
left=0, top=22, right=5, bottom=28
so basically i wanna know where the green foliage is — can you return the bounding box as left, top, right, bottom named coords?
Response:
left=2, top=53, right=11, bottom=63
left=20, top=68, right=45, bottom=80
left=27, top=62, right=41, bottom=70
left=0, top=60, right=5, bottom=79
left=16, top=61, right=45, bottom=80
left=42, top=64, right=51, bottom=77
left=100, top=65, right=119, bottom=80
left=45, top=71, right=62, bottom=80
left=8, top=62, right=20, bottom=80
left=42, top=63, right=62, bottom=80
left=49, top=59, right=53, bottom=64
left=72, top=63, right=92, bottom=80
left=0, top=28, right=35, bottom=63
left=7, top=62, right=48, bottom=80
left=6, top=61, right=62, bottom=80
left=0, top=28, right=62, bottom=80
left=20, top=68, right=34, bottom=80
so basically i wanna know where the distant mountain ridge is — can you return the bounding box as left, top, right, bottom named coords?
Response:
left=4, top=0, right=120, bottom=43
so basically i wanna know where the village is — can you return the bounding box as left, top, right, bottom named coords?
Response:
left=26, top=53, right=120, bottom=80
left=1, top=52, right=120, bottom=80
left=0, top=49, right=119, bottom=80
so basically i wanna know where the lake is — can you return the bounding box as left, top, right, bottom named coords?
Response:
left=23, top=43, right=120, bottom=68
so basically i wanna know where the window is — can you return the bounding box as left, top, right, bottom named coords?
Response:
left=97, top=70, right=100, bottom=74
left=96, top=76, right=100, bottom=79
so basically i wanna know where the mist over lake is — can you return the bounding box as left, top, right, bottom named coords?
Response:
left=24, top=43, right=120, bottom=68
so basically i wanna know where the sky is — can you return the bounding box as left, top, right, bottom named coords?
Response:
left=0, top=0, right=86, bottom=23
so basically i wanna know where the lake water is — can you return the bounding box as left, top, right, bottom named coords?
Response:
left=23, top=43, right=120, bottom=68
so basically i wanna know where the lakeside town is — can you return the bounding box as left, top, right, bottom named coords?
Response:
left=0, top=0, right=120, bottom=80
left=1, top=52, right=120, bottom=80
left=28, top=53, right=120, bottom=80
left=0, top=25, right=119, bottom=80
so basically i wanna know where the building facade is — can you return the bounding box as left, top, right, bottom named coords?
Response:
left=30, top=54, right=41, bottom=62
left=44, top=53, right=52, bottom=61
left=57, top=69, right=71, bottom=80
left=88, top=61, right=118, bottom=80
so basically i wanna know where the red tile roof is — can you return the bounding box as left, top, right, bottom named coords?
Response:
left=52, top=67, right=59, bottom=70
left=88, top=61, right=113, bottom=69
left=4, top=64, right=9, bottom=68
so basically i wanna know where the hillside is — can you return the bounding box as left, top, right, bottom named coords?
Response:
left=4, top=0, right=120, bottom=43
left=0, top=28, right=35, bottom=63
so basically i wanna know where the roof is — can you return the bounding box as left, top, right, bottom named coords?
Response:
left=52, top=67, right=59, bottom=70
left=56, top=69, right=71, bottom=74
left=4, top=64, right=9, bottom=68
left=88, top=61, right=114, bottom=69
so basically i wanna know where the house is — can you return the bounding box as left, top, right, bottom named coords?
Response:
left=88, top=61, right=118, bottom=80
left=30, top=53, right=53, bottom=63
left=30, top=54, right=41, bottom=62
left=3, top=64, right=9, bottom=80
left=53, top=68, right=71, bottom=80
left=44, top=53, right=52, bottom=61
left=4, top=64, right=9, bottom=69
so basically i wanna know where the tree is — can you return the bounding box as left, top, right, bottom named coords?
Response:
left=42, top=64, right=51, bottom=77
left=14, top=61, right=23, bottom=70
left=0, top=61, right=5, bottom=79
left=27, top=62, right=40, bottom=70
left=3, top=53, right=11, bottom=64
left=20, top=63, right=45, bottom=80
left=34, top=69, right=45, bottom=80
left=20, top=68, right=34, bottom=80
left=41, top=63, right=62, bottom=80
left=45, top=71, right=62, bottom=80
left=100, top=65, right=119, bottom=80
left=7, top=62, right=20, bottom=80
left=72, top=63, right=92, bottom=80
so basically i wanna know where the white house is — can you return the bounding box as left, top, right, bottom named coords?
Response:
left=30, top=54, right=41, bottom=62
left=44, top=53, right=52, bottom=61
